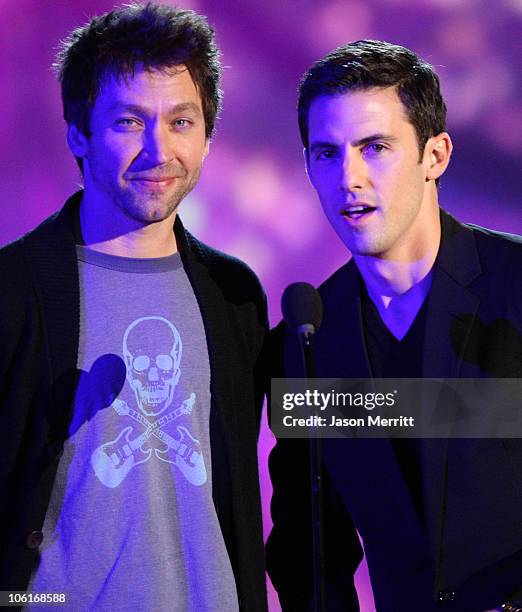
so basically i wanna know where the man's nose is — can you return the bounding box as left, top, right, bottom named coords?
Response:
left=143, top=123, right=174, bottom=165
left=340, top=151, right=367, bottom=192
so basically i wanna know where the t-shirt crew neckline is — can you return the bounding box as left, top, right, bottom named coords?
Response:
left=76, top=245, right=182, bottom=274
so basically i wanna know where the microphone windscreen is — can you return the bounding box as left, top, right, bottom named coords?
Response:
left=281, top=282, right=323, bottom=332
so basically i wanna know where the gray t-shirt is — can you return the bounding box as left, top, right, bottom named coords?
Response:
left=28, top=247, right=239, bottom=612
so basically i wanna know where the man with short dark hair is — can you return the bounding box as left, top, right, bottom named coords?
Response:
left=0, top=4, right=268, bottom=610
left=267, top=40, right=522, bottom=611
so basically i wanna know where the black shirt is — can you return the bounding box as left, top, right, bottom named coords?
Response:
left=361, top=281, right=429, bottom=522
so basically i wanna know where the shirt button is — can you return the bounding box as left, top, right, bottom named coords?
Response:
left=437, top=590, right=456, bottom=602
left=25, top=530, right=43, bottom=549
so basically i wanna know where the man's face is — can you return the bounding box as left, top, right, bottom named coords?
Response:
left=306, top=87, right=437, bottom=260
left=74, top=65, right=209, bottom=224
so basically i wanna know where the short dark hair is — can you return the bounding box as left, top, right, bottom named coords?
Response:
left=298, top=39, right=447, bottom=160
left=54, top=2, right=222, bottom=140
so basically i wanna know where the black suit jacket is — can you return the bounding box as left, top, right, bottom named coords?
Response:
left=0, top=192, right=269, bottom=611
left=267, top=210, right=522, bottom=611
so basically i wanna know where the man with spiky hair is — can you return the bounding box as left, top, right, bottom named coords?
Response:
left=267, top=40, right=522, bottom=611
left=0, top=4, right=268, bottom=610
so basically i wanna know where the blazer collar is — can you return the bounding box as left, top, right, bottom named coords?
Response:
left=422, top=209, right=482, bottom=378
left=418, top=210, right=484, bottom=586
left=436, top=209, right=481, bottom=288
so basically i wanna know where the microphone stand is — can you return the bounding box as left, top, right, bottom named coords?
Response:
left=298, top=323, right=326, bottom=612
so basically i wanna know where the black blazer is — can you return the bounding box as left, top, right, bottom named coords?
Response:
left=0, top=192, right=269, bottom=611
left=267, top=210, right=522, bottom=611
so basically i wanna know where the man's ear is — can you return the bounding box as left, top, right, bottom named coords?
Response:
left=424, top=132, right=453, bottom=181
left=67, top=124, right=89, bottom=159
left=203, top=138, right=210, bottom=160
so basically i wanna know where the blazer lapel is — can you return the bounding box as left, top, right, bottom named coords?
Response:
left=174, top=216, right=236, bottom=430
left=420, top=210, right=482, bottom=584
left=422, top=211, right=482, bottom=378
left=315, top=262, right=411, bottom=534
left=315, top=261, right=372, bottom=379
left=174, top=217, right=237, bottom=529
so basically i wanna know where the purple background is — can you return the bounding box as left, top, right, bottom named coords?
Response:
left=2, top=1, right=521, bottom=609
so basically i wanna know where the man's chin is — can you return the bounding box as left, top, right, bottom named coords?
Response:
left=119, top=179, right=196, bottom=224
left=339, top=236, right=385, bottom=258
left=123, top=199, right=180, bottom=224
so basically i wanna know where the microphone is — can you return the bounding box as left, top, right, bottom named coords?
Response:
left=281, top=282, right=323, bottom=378
left=281, top=282, right=323, bottom=340
left=281, top=281, right=326, bottom=611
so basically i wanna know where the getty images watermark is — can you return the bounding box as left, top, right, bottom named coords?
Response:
left=271, top=379, right=522, bottom=438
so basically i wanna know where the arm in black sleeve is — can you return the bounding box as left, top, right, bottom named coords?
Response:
left=266, top=435, right=363, bottom=611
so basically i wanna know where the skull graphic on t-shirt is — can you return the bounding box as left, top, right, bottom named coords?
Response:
left=123, top=316, right=182, bottom=417
left=90, top=316, right=207, bottom=488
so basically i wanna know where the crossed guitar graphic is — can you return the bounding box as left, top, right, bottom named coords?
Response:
left=91, top=393, right=207, bottom=488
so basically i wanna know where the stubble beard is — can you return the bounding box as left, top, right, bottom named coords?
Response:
left=119, top=165, right=203, bottom=224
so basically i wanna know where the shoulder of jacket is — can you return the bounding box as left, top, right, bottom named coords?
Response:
left=0, top=210, right=65, bottom=302
left=317, top=260, right=354, bottom=299
left=466, top=222, right=522, bottom=254
left=466, top=222, right=522, bottom=286
left=185, top=229, right=266, bottom=302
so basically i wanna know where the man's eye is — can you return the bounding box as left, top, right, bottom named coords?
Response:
left=364, top=143, right=387, bottom=155
left=173, top=118, right=192, bottom=129
left=316, top=149, right=336, bottom=160
left=115, top=118, right=140, bottom=129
